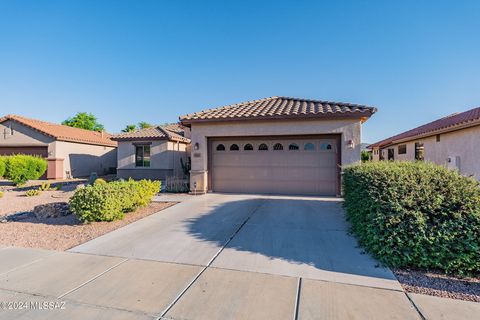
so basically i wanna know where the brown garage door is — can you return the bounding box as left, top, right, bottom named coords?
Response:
left=0, top=146, right=48, bottom=157
left=210, top=136, right=339, bottom=196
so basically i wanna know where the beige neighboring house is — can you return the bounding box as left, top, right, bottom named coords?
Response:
left=0, top=114, right=117, bottom=179
left=369, top=106, right=480, bottom=179
left=180, top=96, right=376, bottom=196
left=112, top=124, right=190, bottom=180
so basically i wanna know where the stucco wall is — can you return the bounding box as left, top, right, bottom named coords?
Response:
left=188, top=118, right=362, bottom=193
left=52, top=141, right=117, bottom=178
left=116, top=140, right=188, bottom=180
left=0, top=120, right=54, bottom=153
left=375, top=125, right=480, bottom=179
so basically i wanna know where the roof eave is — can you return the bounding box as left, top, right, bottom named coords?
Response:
left=180, top=111, right=375, bottom=126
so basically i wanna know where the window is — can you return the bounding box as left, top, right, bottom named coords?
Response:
left=320, top=143, right=332, bottom=150
left=273, top=143, right=283, bottom=150
left=230, top=144, right=239, bottom=151
left=216, top=144, right=225, bottom=151
left=304, top=143, right=315, bottom=151
left=387, top=148, right=394, bottom=161
left=289, top=143, right=299, bottom=150
left=244, top=143, right=253, bottom=151
left=415, top=142, right=424, bottom=161
left=258, top=143, right=268, bottom=151
left=436, top=134, right=441, bottom=142
left=398, top=144, right=407, bottom=154
left=135, top=145, right=151, bottom=167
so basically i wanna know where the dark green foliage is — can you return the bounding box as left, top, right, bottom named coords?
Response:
left=3, top=155, right=48, bottom=185
left=361, top=150, right=371, bottom=162
left=69, top=179, right=161, bottom=222
left=343, top=161, right=480, bottom=276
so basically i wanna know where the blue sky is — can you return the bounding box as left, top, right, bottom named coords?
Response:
left=0, top=0, right=479, bottom=143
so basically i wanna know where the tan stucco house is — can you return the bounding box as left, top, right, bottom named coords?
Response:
left=369, top=106, right=480, bottom=179
left=0, top=114, right=117, bottom=179
left=180, top=96, right=376, bottom=196
left=113, top=124, right=190, bottom=180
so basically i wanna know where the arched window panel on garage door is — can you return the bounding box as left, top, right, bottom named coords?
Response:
left=273, top=143, right=284, bottom=151
left=230, top=144, right=240, bottom=151
left=304, top=143, right=315, bottom=151
left=258, top=143, right=269, bottom=151
left=244, top=143, right=253, bottom=151
left=216, top=144, right=225, bottom=151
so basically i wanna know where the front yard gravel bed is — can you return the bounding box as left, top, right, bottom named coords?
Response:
left=394, top=269, right=480, bottom=302
left=0, top=202, right=175, bottom=251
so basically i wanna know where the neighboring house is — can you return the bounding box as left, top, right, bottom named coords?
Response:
left=180, top=96, right=376, bottom=196
left=0, top=114, right=117, bottom=179
left=369, top=106, right=480, bottom=179
left=112, top=124, right=190, bottom=180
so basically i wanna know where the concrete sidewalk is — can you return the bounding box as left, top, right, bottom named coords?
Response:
left=0, top=247, right=478, bottom=320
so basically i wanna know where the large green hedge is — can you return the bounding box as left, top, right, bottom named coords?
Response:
left=343, top=161, right=480, bottom=276
left=69, top=179, right=161, bottom=222
left=3, top=155, right=48, bottom=185
left=0, top=157, right=5, bottom=178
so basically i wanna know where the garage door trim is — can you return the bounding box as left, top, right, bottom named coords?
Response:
left=207, top=134, right=342, bottom=195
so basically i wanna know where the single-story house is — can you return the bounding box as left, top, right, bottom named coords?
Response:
left=112, top=124, right=190, bottom=180
left=0, top=114, right=117, bottom=179
left=369, top=106, right=480, bottom=179
left=180, top=96, right=376, bottom=196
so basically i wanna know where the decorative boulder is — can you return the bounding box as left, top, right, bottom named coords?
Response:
left=33, top=202, right=71, bottom=219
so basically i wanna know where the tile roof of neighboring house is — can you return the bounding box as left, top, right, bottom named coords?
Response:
left=369, top=106, right=480, bottom=148
left=180, top=96, right=376, bottom=124
left=112, top=123, right=190, bottom=143
left=0, top=114, right=117, bottom=147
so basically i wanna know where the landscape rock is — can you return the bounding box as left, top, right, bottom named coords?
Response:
left=33, top=202, right=71, bottom=219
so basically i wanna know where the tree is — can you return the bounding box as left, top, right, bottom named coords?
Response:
left=361, top=150, right=371, bottom=162
left=62, top=112, right=104, bottom=131
left=121, top=124, right=137, bottom=133
left=138, top=121, right=153, bottom=129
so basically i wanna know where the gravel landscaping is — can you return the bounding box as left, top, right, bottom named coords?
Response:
left=0, top=201, right=175, bottom=251
left=394, top=269, right=480, bottom=302
left=0, top=180, right=175, bottom=251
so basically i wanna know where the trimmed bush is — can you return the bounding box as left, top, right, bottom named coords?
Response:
left=69, top=179, right=161, bottom=222
left=343, top=161, right=480, bottom=276
left=0, top=157, right=6, bottom=178
left=3, top=155, right=48, bottom=185
left=93, top=178, right=107, bottom=185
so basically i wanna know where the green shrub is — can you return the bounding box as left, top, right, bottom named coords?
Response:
left=25, top=189, right=41, bottom=197
left=69, top=179, right=161, bottom=222
left=3, top=155, right=48, bottom=185
left=0, top=157, right=6, bottom=178
left=343, top=161, right=480, bottom=276
left=93, top=178, right=107, bottom=185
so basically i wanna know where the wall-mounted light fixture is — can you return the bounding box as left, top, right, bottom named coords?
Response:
left=194, top=142, right=200, bottom=151
left=347, top=140, right=355, bottom=149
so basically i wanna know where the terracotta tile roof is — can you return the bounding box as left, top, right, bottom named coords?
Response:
left=112, top=123, right=190, bottom=143
left=180, top=96, right=376, bottom=124
left=0, top=114, right=117, bottom=147
left=369, top=106, right=480, bottom=148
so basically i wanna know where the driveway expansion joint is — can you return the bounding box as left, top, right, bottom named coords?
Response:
left=57, top=258, right=129, bottom=299
left=405, top=292, right=427, bottom=320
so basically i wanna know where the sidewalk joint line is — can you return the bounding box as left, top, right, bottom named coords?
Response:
left=293, top=277, right=302, bottom=320
left=57, top=258, right=129, bottom=299
left=404, top=292, right=426, bottom=320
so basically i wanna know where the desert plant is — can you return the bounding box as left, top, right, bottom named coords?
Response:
left=343, top=161, right=480, bottom=276
left=3, top=155, right=48, bottom=185
left=69, top=179, right=161, bottom=222
left=0, top=191, right=3, bottom=198
left=180, top=157, right=191, bottom=177
left=25, top=189, right=41, bottom=197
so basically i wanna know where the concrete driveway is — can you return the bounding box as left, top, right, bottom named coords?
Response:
left=71, top=193, right=399, bottom=290
left=5, top=194, right=474, bottom=319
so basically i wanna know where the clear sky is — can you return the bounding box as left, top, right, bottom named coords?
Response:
left=1, top=0, right=479, bottom=143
